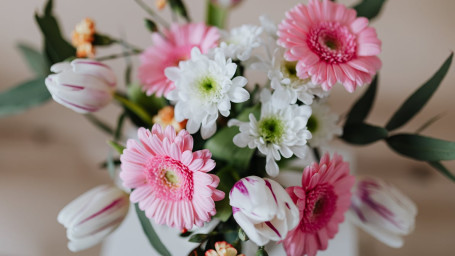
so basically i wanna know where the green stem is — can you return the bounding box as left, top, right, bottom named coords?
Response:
left=134, top=0, right=170, bottom=28
left=84, top=114, right=114, bottom=136
left=206, top=0, right=228, bottom=29
left=114, top=113, right=126, bottom=141
left=113, top=92, right=155, bottom=127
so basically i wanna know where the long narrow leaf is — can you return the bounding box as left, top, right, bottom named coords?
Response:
left=114, top=93, right=154, bottom=127
left=345, top=75, right=378, bottom=124
left=428, top=162, right=455, bottom=182
left=17, top=43, right=49, bottom=76
left=385, top=53, right=453, bottom=131
left=341, top=123, right=388, bottom=145
left=135, top=204, right=171, bottom=256
left=353, top=0, right=387, bottom=20
left=386, top=133, right=455, bottom=161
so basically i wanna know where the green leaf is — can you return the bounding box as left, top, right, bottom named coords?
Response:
left=169, top=0, right=191, bottom=21
left=135, top=204, right=171, bottom=256
left=213, top=167, right=239, bottom=222
left=353, top=0, right=387, bottom=20
left=114, top=93, right=155, bottom=128
left=17, top=43, right=49, bottom=76
left=428, top=162, right=455, bottom=182
left=188, top=233, right=209, bottom=243
left=386, top=133, right=455, bottom=161
left=386, top=53, right=453, bottom=131
left=0, top=77, right=50, bottom=118
left=256, top=246, right=269, bottom=256
left=144, top=18, right=158, bottom=33
left=108, top=140, right=126, bottom=154
left=415, top=112, right=446, bottom=134
left=238, top=228, right=248, bottom=241
left=341, top=123, right=388, bottom=145
left=93, top=33, right=115, bottom=46
left=127, top=83, right=166, bottom=116
left=35, top=0, right=76, bottom=64
left=206, top=0, right=228, bottom=29
left=345, top=75, right=378, bottom=125
left=84, top=114, right=114, bottom=136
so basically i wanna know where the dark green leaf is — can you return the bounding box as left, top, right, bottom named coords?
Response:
left=415, top=112, right=446, bottom=134
left=108, top=140, right=126, bottom=154
left=238, top=228, right=248, bottom=241
left=84, top=114, right=114, bottom=136
left=256, top=247, right=269, bottom=256
left=213, top=167, right=238, bottom=222
left=353, top=0, right=387, bottom=20
left=345, top=75, right=378, bottom=124
left=0, top=77, right=50, bottom=118
left=135, top=204, right=172, bottom=256
left=168, top=0, right=191, bottom=21
left=179, top=231, right=193, bottom=238
left=341, top=123, right=388, bottom=145
left=386, top=134, right=455, bottom=161
left=114, top=92, right=155, bottom=127
left=35, top=0, right=76, bottom=64
left=188, top=233, right=209, bottom=243
left=145, top=18, right=158, bottom=33
left=127, top=83, right=167, bottom=116
left=206, top=0, right=228, bottom=29
left=386, top=53, right=453, bottom=131
left=93, top=33, right=115, bottom=46
left=17, top=43, right=49, bottom=76
left=428, top=162, right=455, bottom=182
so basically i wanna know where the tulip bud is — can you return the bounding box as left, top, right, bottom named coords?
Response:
left=229, top=176, right=299, bottom=246
left=211, top=0, right=243, bottom=8
left=348, top=177, right=417, bottom=248
left=57, top=185, right=129, bottom=252
left=45, top=59, right=116, bottom=114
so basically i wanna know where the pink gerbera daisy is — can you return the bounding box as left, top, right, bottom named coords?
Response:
left=283, top=153, right=355, bottom=256
left=278, top=0, right=382, bottom=92
left=120, top=124, right=225, bottom=229
left=138, top=23, right=220, bottom=96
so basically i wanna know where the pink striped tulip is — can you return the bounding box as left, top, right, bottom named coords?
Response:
left=45, top=59, right=116, bottom=113
left=57, top=185, right=129, bottom=252
left=229, top=176, right=299, bottom=246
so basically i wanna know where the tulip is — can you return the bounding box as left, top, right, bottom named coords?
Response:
left=348, top=177, right=417, bottom=248
left=45, top=59, right=116, bottom=114
left=229, top=176, right=299, bottom=246
left=57, top=185, right=129, bottom=252
left=211, top=0, right=243, bottom=8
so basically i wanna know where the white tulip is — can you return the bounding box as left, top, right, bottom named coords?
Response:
left=57, top=185, right=129, bottom=252
left=348, top=177, right=417, bottom=248
left=229, top=176, right=299, bottom=246
left=45, top=59, right=116, bottom=114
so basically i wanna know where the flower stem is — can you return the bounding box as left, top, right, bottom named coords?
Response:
left=84, top=114, right=114, bottom=136
left=134, top=0, right=170, bottom=28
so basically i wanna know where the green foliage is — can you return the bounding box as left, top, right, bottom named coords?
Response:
left=188, top=233, right=209, bottom=243
left=0, top=77, right=50, bottom=117
left=145, top=18, right=158, bottom=32
left=386, top=53, right=453, bottom=131
left=17, top=43, right=49, bottom=76
left=114, top=92, right=155, bottom=128
left=345, top=75, right=378, bottom=124
left=213, top=167, right=239, bottom=222
left=428, top=162, right=455, bottom=182
left=93, top=33, right=115, bottom=46
left=206, top=0, right=228, bottom=29
left=353, top=0, right=387, bottom=20
left=108, top=140, right=126, bottom=154
left=34, top=0, right=76, bottom=64
left=135, top=204, right=171, bottom=256
left=342, top=123, right=388, bottom=145
left=169, top=0, right=191, bottom=21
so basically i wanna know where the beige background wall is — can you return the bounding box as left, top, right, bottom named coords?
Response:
left=1, top=0, right=455, bottom=255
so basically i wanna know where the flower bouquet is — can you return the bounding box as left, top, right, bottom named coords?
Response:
left=2, top=0, right=454, bottom=255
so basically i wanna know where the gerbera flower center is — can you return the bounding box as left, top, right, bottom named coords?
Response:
left=307, top=22, right=357, bottom=64
left=301, top=183, right=337, bottom=233
left=306, top=115, right=318, bottom=133
left=145, top=155, right=193, bottom=201
left=258, top=116, right=285, bottom=144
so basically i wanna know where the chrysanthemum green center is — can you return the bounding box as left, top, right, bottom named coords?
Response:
left=197, top=76, right=219, bottom=98
left=281, top=61, right=298, bottom=79
left=258, top=117, right=285, bottom=144
left=307, top=115, right=318, bottom=133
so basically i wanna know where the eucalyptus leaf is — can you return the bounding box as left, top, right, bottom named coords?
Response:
left=135, top=204, right=172, bottom=256
left=353, top=0, right=387, bottom=20
left=17, top=43, right=49, bottom=76
left=345, top=75, right=378, bottom=124
left=385, top=53, right=453, bottom=131
left=0, top=77, right=50, bottom=118
left=428, top=162, right=455, bottom=182
left=341, top=123, right=388, bottom=145
left=386, top=134, right=455, bottom=161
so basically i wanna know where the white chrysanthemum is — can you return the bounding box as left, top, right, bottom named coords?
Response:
left=269, top=47, right=328, bottom=107
left=220, top=24, right=263, bottom=61
left=228, top=90, right=312, bottom=177
left=165, top=47, right=250, bottom=139
left=308, top=101, right=342, bottom=147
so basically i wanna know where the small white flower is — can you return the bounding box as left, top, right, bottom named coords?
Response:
left=165, top=47, right=249, bottom=139
left=348, top=177, right=418, bottom=248
left=57, top=185, right=129, bottom=252
left=269, top=47, right=328, bottom=107
left=229, top=176, right=299, bottom=246
left=228, top=90, right=312, bottom=176
left=220, top=24, right=263, bottom=61
left=307, top=100, right=343, bottom=147
left=45, top=59, right=117, bottom=113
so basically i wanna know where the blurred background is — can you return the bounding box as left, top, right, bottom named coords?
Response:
left=1, top=0, right=454, bottom=255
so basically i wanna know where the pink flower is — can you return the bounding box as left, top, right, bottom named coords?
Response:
left=138, top=23, right=220, bottom=97
left=120, top=124, right=225, bottom=229
left=278, top=0, right=382, bottom=92
left=283, top=153, right=355, bottom=256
